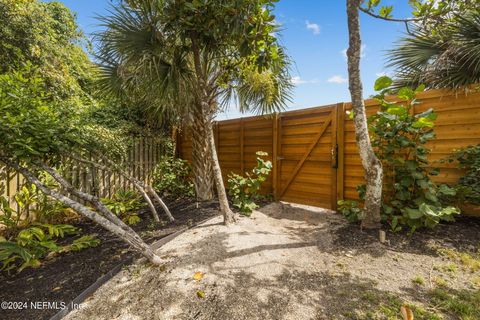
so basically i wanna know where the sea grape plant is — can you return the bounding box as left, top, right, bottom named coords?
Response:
left=367, top=76, right=459, bottom=231
left=446, top=144, right=480, bottom=205
left=339, top=77, right=459, bottom=232
left=227, top=151, right=272, bottom=215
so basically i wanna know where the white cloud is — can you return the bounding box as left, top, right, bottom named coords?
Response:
left=290, top=76, right=319, bottom=85
left=341, top=44, right=367, bottom=59
left=305, top=20, right=321, bottom=35
left=327, top=75, right=348, bottom=84
left=291, top=76, right=307, bottom=85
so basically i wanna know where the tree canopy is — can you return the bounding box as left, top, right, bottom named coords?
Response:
left=96, top=0, right=292, bottom=118
left=0, top=0, right=96, bottom=98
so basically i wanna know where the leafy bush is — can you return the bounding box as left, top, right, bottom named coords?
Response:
left=0, top=223, right=99, bottom=273
left=447, top=145, right=480, bottom=205
left=0, top=183, right=79, bottom=238
left=340, top=77, right=460, bottom=232
left=66, top=235, right=101, bottom=252
left=337, top=200, right=363, bottom=223
left=227, top=151, right=272, bottom=215
left=0, top=186, right=100, bottom=273
left=152, top=140, right=194, bottom=198
left=101, top=189, right=142, bottom=225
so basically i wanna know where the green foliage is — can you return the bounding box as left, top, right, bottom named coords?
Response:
left=385, top=3, right=480, bottom=89
left=0, top=68, right=82, bottom=164
left=0, top=222, right=99, bottom=273
left=337, top=200, right=363, bottom=223
left=227, top=151, right=272, bottom=215
left=152, top=140, right=194, bottom=199
left=101, top=189, right=142, bottom=225
left=429, top=288, right=480, bottom=319
left=0, top=182, right=78, bottom=238
left=0, top=0, right=95, bottom=98
left=66, top=235, right=101, bottom=252
left=366, top=77, right=459, bottom=231
left=447, top=145, right=480, bottom=205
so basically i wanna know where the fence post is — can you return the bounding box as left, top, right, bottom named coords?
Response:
left=240, top=119, right=244, bottom=174
left=272, top=113, right=280, bottom=201
left=331, top=105, right=338, bottom=210
left=336, top=102, right=346, bottom=204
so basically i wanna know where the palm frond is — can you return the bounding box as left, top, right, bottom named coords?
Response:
left=387, top=10, right=480, bottom=89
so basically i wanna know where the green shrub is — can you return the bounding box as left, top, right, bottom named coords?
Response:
left=0, top=182, right=78, bottom=237
left=101, top=189, right=142, bottom=225
left=0, top=223, right=99, bottom=273
left=227, top=151, right=272, bottom=215
left=337, top=200, right=363, bottom=223
left=340, top=77, right=460, bottom=232
left=447, top=145, right=480, bottom=205
left=152, top=140, right=195, bottom=199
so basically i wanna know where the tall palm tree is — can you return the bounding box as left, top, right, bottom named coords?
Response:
left=95, top=0, right=292, bottom=225
left=387, top=10, right=480, bottom=89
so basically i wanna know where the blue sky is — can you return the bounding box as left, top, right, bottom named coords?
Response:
left=58, top=0, right=414, bottom=119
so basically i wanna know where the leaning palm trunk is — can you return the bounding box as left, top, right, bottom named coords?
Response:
left=346, top=0, right=383, bottom=229
left=1, top=158, right=162, bottom=265
left=95, top=154, right=175, bottom=222
left=205, top=114, right=236, bottom=225
left=69, top=154, right=172, bottom=222
left=191, top=104, right=215, bottom=201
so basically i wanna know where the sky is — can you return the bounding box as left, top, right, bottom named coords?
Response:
left=58, top=0, right=415, bottom=120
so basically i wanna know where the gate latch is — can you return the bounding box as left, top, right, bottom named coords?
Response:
left=332, top=144, right=338, bottom=169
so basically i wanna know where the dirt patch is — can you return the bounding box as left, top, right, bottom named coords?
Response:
left=0, top=198, right=219, bottom=320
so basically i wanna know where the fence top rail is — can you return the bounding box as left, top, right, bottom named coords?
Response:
left=214, top=103, right=338, bottom=125
left=214, top=87, right=478, bottom=125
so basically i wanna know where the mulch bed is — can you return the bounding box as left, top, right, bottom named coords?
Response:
left=0, top=198, right=220, bottom=320
left=333, top=214, right=480, bottom=256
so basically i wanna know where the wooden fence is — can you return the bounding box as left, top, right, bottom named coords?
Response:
left=178, top=88, right=480, bottom=210
left=0, top=137, right=166, bottom=210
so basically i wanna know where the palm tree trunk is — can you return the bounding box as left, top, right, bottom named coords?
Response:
left=205, top=118, right=236, bottom=225
left=346, top=0, right=383, bottom=229
left=191, top=104, right=215, bottom=201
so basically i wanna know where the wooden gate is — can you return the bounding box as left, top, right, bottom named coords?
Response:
left=276, top=105, right=338, bottom=209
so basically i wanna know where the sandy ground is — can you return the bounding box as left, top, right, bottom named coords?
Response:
left=64, top=202, right=476, bottom=320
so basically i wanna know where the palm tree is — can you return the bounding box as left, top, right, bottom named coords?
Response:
left=387, top=10, right=480, bottom=89
left=95, top=0, right=292, bottom=225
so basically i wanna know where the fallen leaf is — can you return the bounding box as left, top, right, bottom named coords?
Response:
left=197, top=290, right=205, bottom=299
left=401, top=305, right=414, bottom=320
left=193, top=272, right=204, bottom=281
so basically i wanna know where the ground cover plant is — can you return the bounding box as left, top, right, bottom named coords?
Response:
left=0, top=184, right=99, bottom=273
left=101, top=189, right=143, bottom=226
